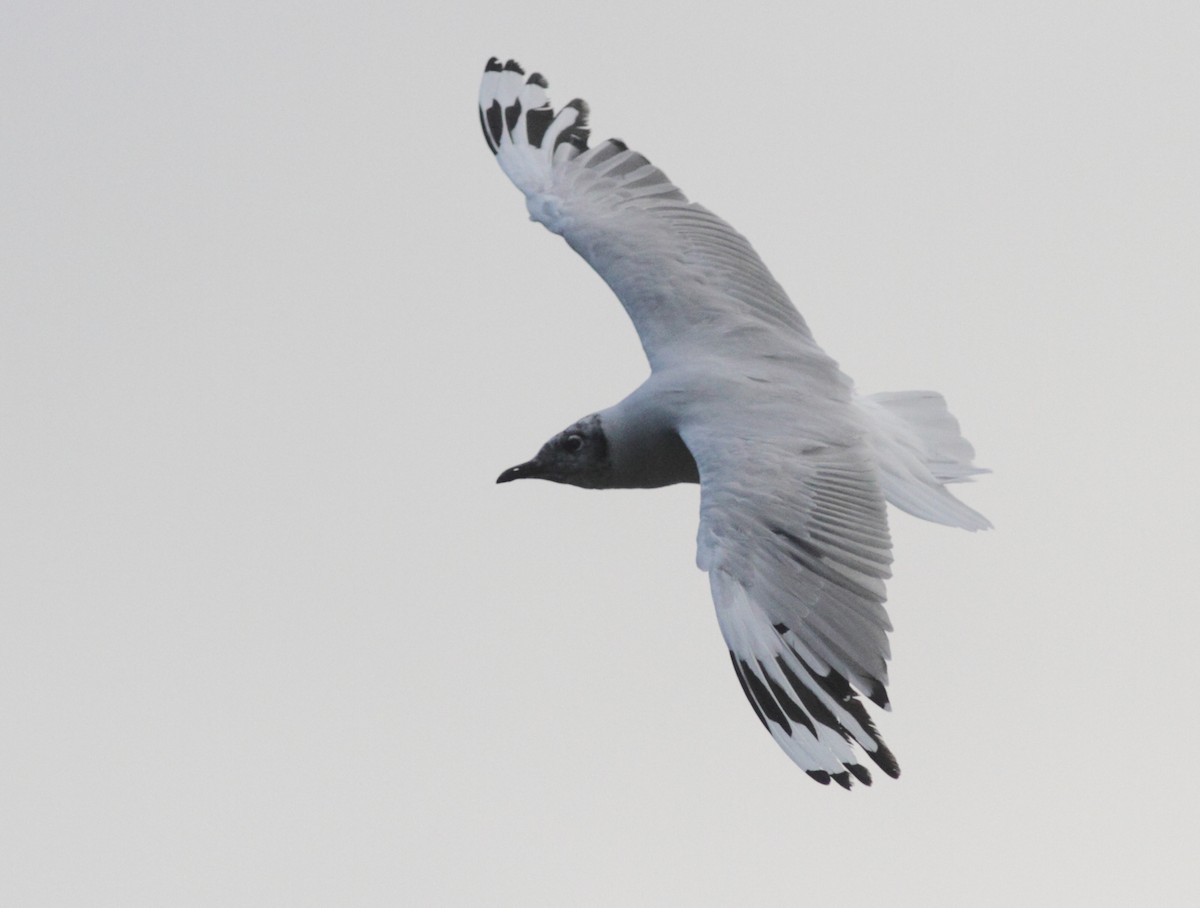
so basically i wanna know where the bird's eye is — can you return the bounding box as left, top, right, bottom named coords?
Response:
left=563, top=434, right=584, bottom=453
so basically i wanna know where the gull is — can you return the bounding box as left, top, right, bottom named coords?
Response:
left=480, top=58, right=989, bottom=788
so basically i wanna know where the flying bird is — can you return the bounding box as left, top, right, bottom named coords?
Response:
left=480, top=58, right=989, bottom=788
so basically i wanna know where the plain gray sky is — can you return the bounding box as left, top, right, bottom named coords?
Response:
left=3, top=2, right=1198, bottom=905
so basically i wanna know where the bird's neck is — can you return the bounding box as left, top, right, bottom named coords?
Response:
left=598, top=383, right=699, bottom=489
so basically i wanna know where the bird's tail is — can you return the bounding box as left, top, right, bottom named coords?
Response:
left=856, top=391, right=991, bottom=531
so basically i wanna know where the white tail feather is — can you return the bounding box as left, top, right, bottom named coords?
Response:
left=857, top=391, right=991, bottom=531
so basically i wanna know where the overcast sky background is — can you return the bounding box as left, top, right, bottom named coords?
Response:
left=3, top=2, right=1199, bottom=906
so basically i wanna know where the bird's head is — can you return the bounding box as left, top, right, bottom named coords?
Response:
left=496, top=414, right=613, bottom=489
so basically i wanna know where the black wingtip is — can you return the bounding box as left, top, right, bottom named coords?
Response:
left=832, top=771, right=853, bottom=790
left=739, top=659, right=792, bottom=737
left=848, top=763, right=873, bottom=786
left=484, top=57, right=503, bottom=72
left=551, top=98, right=590, bottom=153
left=504, top=99, right=522, bottom=134
left=868, top=742, right=902, bottom=779
left=503, top=59, right=524, bottom=74
left=563, top=97, right=589, bottom=124
left=867, top=684, right=891, bottom=710
left=525, top=105, right=554, bottom=148
left=730, top=652, right=770, bottom=731
left=483, top=100, right=503, bottom=154
left=527, top=72, right=548, bottom=88
left=806, top=770, right=832, bottom=786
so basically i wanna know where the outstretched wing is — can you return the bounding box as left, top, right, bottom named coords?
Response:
left=479, top=58, right=818, bottom=372
left=679, top=394, right=901, bottom=788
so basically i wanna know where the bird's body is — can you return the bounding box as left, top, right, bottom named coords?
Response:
left=481, top=58, right=988, bottom=788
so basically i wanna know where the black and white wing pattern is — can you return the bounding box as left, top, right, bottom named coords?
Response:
left=680, top=397, right=901, bottom=787
left=478, top=58, right=822, bottom=373
left=481, top=59, right=915, bottom=787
